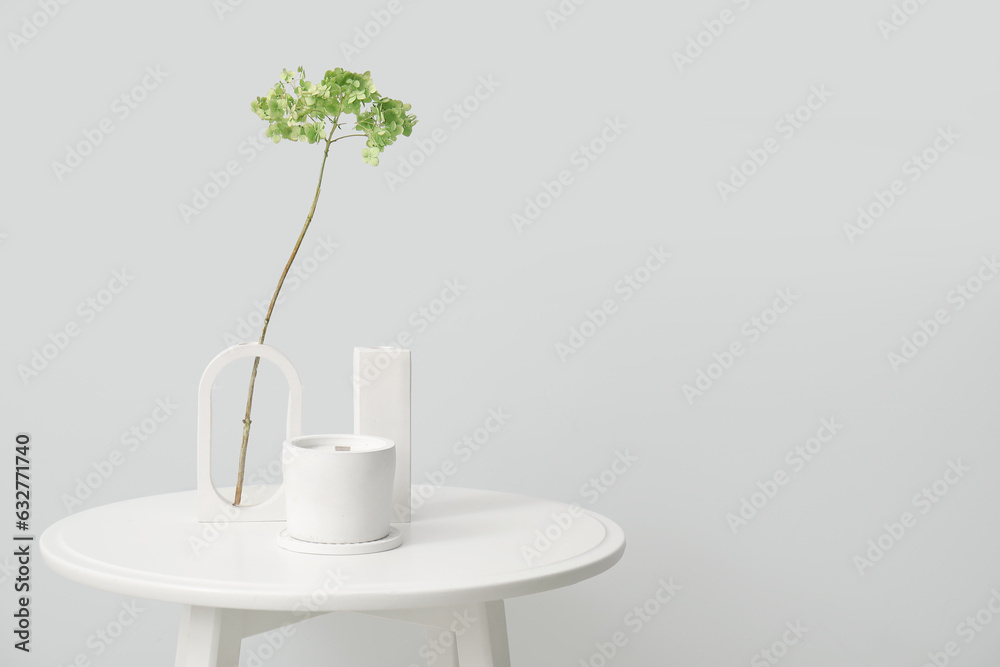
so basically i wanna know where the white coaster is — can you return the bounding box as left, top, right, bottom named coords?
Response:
left=277, top=526, right=403, bottom=555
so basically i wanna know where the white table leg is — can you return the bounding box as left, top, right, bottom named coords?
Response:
left=362, top=601, right=510, bottom=667
left=455, top=600, right=510, bottom=667
left=174, top=606, right=242, bottom=667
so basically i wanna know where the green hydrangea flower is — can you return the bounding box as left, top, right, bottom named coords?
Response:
left=250, top=66, right=416, bottom=165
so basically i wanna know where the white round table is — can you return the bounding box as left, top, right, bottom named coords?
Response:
left=41, top=485, right=625, bottom=666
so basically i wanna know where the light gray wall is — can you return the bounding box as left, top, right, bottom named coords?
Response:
left=4, top=0, right=1000, bottom=665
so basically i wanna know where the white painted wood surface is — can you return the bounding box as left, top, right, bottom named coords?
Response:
left=41, top=485, right=624, bottom=611
left=43, top=485, right=625, bottom=665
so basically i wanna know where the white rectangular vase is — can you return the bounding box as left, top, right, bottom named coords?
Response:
left=354, top=347, right=411, bottom=523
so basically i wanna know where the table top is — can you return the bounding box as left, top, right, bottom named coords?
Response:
left=40, top=485, right=625, bottom=611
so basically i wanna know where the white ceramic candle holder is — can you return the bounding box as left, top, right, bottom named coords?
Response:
left=278, top=433, right=403, bottom=554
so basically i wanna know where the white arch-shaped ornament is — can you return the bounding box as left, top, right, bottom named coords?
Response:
left=197, top=343, right=302, bottom=522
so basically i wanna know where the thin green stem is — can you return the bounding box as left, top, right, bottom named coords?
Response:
left=233, top=119, right=339, bottom=506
